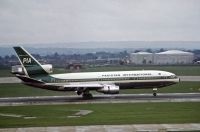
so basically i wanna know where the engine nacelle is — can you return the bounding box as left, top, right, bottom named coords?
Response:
left=41, top=64, right=53, bottom=74
left=97, top=85, right=119, bottom=94
left=11, top=64, right=53, bottom=74
left=11, top=65, right=24, bottom=75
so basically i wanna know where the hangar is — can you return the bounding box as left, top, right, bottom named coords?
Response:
left=130, top=52, right=153, bottom=64
left=154, top=50, right=194, bottom=65
left=130, top=50, right=194, bottom=65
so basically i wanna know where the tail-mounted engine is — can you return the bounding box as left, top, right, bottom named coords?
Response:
left=11, top=64, right=53, bottom=75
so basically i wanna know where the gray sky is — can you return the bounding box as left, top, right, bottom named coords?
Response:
left=0, top=0, right=200, bottom=48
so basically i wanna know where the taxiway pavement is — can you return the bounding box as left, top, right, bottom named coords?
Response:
left=0, top=93, right=200, bottom=106
left=1, top=123, right=200, bottom=132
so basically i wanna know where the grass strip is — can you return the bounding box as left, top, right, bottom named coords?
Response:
left=0, top=102, right=199, bottom=128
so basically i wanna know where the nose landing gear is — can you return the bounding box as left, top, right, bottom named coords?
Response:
left=153, top=88, right=157, bottom=97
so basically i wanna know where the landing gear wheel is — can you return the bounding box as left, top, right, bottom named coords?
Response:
left=153, top=88, right=157, bottom=97
left=82, top=93, right=93, bottom=99
left=76, top=91, right=82, bottom=95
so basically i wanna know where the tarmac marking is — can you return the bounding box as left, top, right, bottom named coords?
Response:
left=74, top=110, right=93, bottom=116
left=0, top=113, right=38, bottom=119
left=23, top=117, right=37, bottom=119
left=68, top=110, right=93, bottom=118
left=0, top=113, right=23, bottom=118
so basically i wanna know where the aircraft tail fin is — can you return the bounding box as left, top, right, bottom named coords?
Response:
left=13, top=46, right=48, bottom=77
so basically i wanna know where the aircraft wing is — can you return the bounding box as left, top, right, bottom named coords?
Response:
left=61, top=83, right=119, bottom=94
left=60, top=83, right=106, bottom=92
left=47, top=83, right=119, bottom=94
left=63, top=83, right=104, bottom=89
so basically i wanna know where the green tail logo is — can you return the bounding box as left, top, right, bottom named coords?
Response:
left=13, top=46, right=48, bottom=77
left=22, top=58, right=32, bottom=64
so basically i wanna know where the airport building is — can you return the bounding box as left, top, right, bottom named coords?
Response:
left=130, top=50, right=194, bottom=65
left=130, top=52, right=153, bottom=64
left=154, top=50, right=194, bottom=65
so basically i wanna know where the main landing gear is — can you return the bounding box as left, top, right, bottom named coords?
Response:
left=76, top=89, right=93, bottom=99
left=153, top=88, right=157, bottom=97
left=82, top=93, right=93, bottom=99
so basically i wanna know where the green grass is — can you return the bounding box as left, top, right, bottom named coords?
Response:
left=0, top=83, right=70, bottom=97
left=0, top=102, right=199, bottom=128
left=0, top=82, right=199, bottom=97
left=1, top=65, right=200, bottom=77
left=0, top=69, right=14, bottom=77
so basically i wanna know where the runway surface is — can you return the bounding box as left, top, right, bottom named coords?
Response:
left=0, top=76, right=200, bottom=83
left=1, top=123, right=200, bottom=132
left=0, top=93, right=200, bottom=106
left=0, top=93, right=199, bottom=131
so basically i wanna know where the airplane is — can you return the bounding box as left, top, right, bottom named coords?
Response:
left=12, top=46, right=180, bottom=99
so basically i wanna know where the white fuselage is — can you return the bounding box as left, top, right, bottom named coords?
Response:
left=48, top=70, right=179, bottom=89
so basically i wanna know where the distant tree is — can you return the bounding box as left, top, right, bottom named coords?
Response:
left=10, top=55, right=17, bottom=60
left=32, top=54, right=41, bottom=59
left=119, top=50, right=128, bottom=58
left=134, top=50, right=140, bottom=53
left=159, top=48, right=165, bottom=52
left=54, top=52, right=59, bottom=57
left=146, top=49, right=152, bottom=53
left=4, top=55, right=10, bottom=59
left=193, top=50, right=200, bottom=54
left=119, top=60, right=125, bottom=65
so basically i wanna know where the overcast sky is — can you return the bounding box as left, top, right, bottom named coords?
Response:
left=0, top=0, right=200, bottom=48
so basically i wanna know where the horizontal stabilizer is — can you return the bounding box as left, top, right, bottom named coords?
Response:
left=16, top=74, right=45, bottom=84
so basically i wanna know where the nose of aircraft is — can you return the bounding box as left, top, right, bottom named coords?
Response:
left=174, top=76, right=180, bottom=83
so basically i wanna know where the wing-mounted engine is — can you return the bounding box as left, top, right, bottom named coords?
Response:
left=97, top=84, right=119, bottom=94
left=11, top=64, right=53, bottom=75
